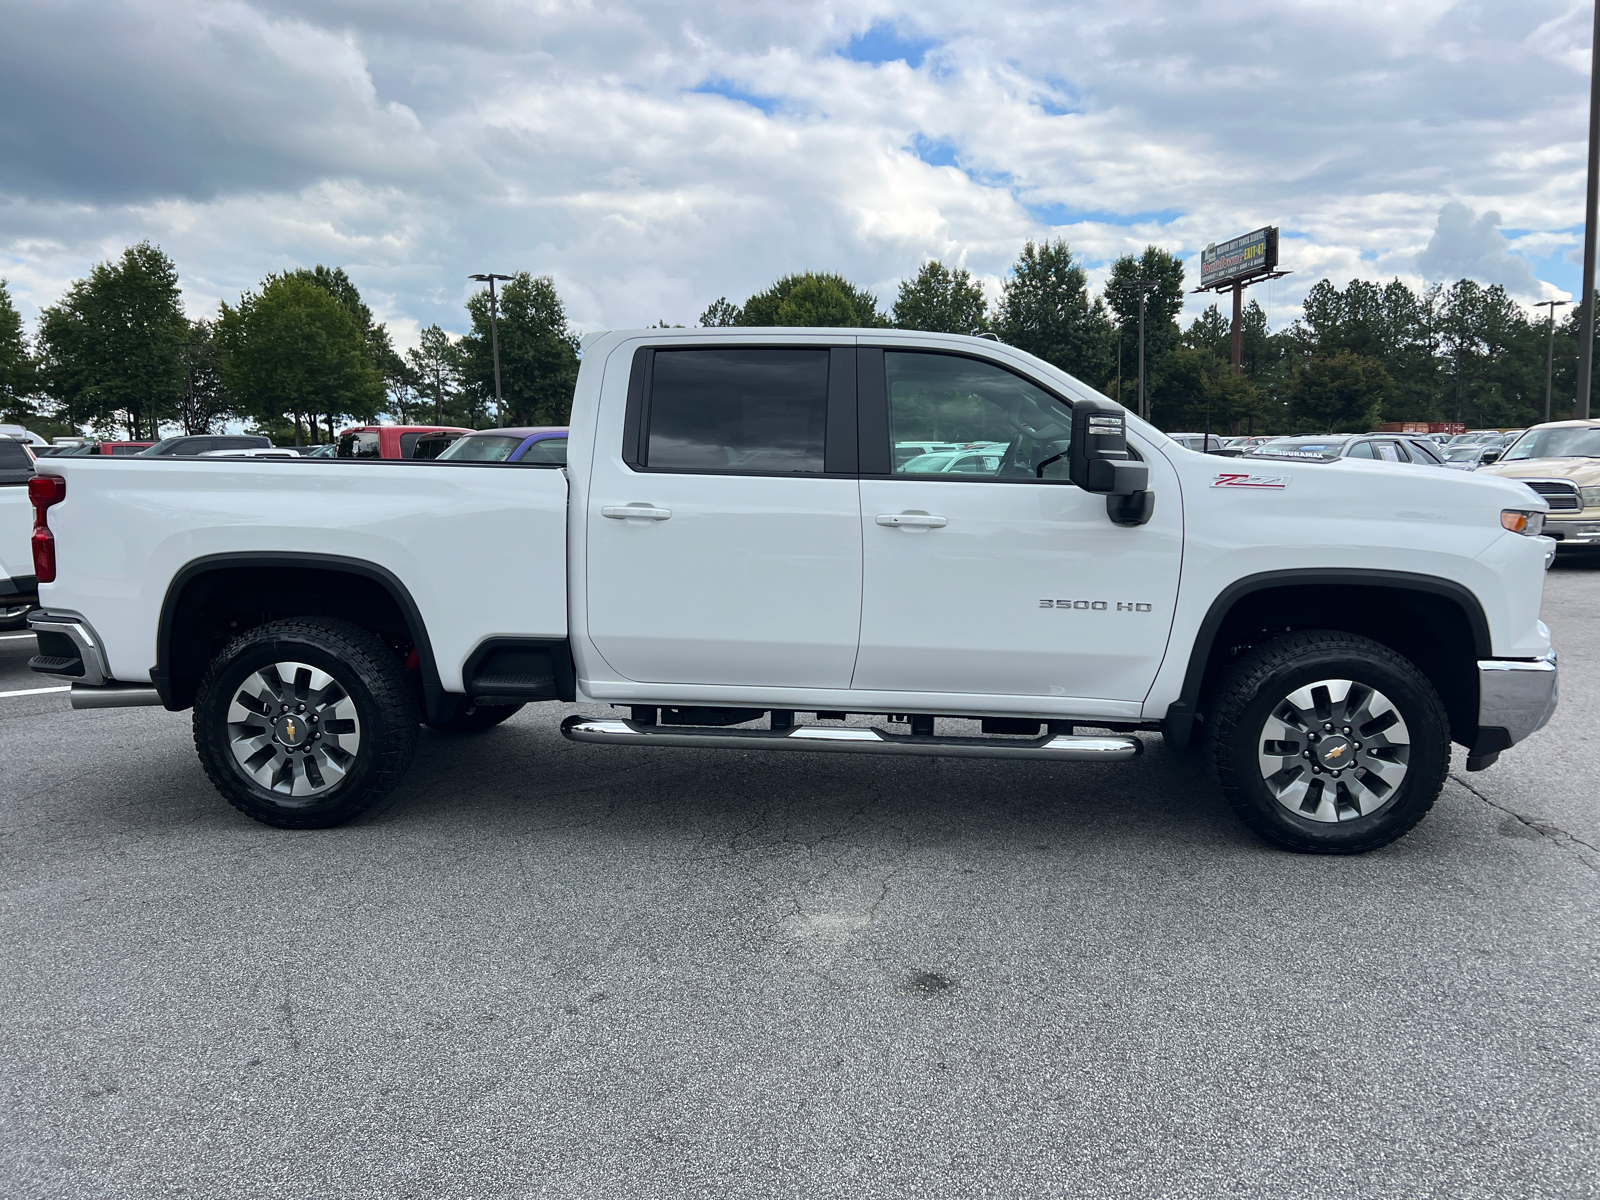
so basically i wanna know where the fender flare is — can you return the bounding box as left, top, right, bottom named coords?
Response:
left=1160, top=568, right=1492, bottom=749
left=152, top=551, right=450, bottom=723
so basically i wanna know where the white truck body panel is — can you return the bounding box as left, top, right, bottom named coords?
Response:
left=34, top=327, right=1554, bottom=735
left=0, top=485, right=31, bottom=591
left=36, top=460, right=568, bottom=689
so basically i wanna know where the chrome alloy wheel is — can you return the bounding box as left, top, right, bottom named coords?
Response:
left=1256, top=678, right=1410, bottom=823
left=225, top=661, right=362, bottom=799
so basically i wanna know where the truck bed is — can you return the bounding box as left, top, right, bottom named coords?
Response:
left=36, top=458, right=569, bottom=689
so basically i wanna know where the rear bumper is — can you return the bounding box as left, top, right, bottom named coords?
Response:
left=27, top=611, right=109, bottom=684
left=1468, top=652, right=1558, bottom=769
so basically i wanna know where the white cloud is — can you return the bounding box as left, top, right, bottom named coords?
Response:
left=0, top=0, right=1591, bottom=345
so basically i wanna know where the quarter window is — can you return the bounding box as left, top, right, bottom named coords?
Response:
left=886, top=351, right=1073, bottom=480
left=645, top=348, right=829, bottom=474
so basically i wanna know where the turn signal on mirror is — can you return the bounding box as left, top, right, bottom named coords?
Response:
left=1501, top=510, right=1544, bottom=536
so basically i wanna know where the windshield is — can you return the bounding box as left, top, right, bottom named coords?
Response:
left=1501, top=426, right=1600, bottom=461
left=437, top=434, right=524, bottom=462
left=1255, top=439, right=1344, bottom=457
left=1443, top=446, right=1482, bottom=461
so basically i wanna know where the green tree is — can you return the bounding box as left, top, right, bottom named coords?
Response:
left=405, top=324, right=481, bottom=427
left=36, top=241, right=188, bottom=438
left=739, top=272, right=887, bottom=327
left=460, top=273, right=580, bottom=426
left=892, top=261, right=988, bottom=334
left=1153, top=347, right=1265, bottom=435
left=0, top=279, right=37, bottom=427
left=284, top=265, right=406, bottom=439
left=699, top=297, right=740, bottom=327
left=1183, top=304, right=1231, bottom=357
left=217, top=274, right=385, bottom=445
left=1102, top=248, right=1186, bottom=412
left=1287, top=350, right=1393, bottom=433
left=175, top=318, right=235, bottom=434
left=995, top=239, right=1114, bottom=384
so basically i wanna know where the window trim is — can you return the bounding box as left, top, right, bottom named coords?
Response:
left=859, top=344, right=1084, bottom=486
left=622, top=343, right=856, bottom=478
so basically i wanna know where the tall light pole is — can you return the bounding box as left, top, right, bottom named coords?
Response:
left=1577, top=0, right=1600, bottom=420
left=469, top=272, right=513, bottom=426
left=1535, top=299, right=1570, bottom=424
left=1131, top=279, right=1158, bottom=423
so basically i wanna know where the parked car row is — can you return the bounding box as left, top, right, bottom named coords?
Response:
left=14, top=425, right=572, bottom=464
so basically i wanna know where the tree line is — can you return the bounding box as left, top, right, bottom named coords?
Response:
left=0, top=238, right=1587, bottom=442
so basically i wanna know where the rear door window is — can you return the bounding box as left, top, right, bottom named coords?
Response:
left=339, top=432, right=381, bottom=458
left=643, top=348, right=829, bottom=474
left=1375, top=441, right=1406, bottom=462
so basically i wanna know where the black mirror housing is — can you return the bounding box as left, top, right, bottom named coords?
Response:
left=1069, top=398, right=1148, bottom=495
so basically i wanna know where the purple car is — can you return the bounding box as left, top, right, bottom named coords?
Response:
left=430, top=427, right=568, bottom=465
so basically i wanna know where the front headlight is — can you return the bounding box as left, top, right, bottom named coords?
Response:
left=1581, top=485, right=1600, bottom=509
left=1502, top=509, right=1546, bottom=536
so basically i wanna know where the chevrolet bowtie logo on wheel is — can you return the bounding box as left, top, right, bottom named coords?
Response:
left=285, top=719, right=297, bottom=742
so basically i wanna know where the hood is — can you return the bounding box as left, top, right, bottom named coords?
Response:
left=1480, top=458, right=1600, bottom=484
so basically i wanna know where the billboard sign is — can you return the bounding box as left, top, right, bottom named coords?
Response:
left=1200, top=226, right=1278, bottom=289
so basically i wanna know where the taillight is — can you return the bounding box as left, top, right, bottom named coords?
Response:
left=28, top=474, right=66, bottom=584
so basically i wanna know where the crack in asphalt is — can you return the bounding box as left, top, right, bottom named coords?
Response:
left=1451, top=772, right=1600, bottom=870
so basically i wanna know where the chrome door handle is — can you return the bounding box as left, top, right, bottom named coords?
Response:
left=876, top=512, right=947, bottom=529
left=602, top=505, right=672, bottom=521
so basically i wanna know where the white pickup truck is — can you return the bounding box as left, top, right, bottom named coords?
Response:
left=26, top=329, right=1558, bottom=853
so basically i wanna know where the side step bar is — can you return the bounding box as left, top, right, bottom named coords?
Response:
left=70, top=683, right=163, bottom=709
left=560, top=717, right=1142, bottom=762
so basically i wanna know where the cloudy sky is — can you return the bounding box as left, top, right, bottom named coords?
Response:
left=0, top=0, right=1593, bottom=347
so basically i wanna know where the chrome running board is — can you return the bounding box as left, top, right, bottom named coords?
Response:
left=560, top=717, right=1142, bottom=762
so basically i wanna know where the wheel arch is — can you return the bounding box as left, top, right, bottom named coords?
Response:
left=1161, top=569, right=1491, bottom=751
left=153, top=552, right=450, bottom=723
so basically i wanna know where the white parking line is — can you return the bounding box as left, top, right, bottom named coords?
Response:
left=0, top=633, right=36, bottom=640
left=0, top=685, right=69, bottom=698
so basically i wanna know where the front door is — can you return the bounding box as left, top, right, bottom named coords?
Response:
left=585, top=343, right=862, bottom=689
left=852, top=348, right=1183, bottom=704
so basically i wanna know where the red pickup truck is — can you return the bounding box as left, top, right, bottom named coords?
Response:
left=336, top=425, right=474, bottom=459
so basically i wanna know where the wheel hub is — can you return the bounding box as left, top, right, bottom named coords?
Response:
left=225, top=661, right=361, bottom=801
left=1257, top=678, right=1410, bottom=823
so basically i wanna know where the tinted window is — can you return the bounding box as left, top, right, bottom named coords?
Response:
left=646, top=348, right=828, bottom=473
left=1345, top=441, right=1375, bottom=459
left=339, top=432, right=381, bottom=458
left=886, top=351, right=1072, bottom=480
left=214, top=436, right=269, bottom=452
left=517, top=438, right=567, bottom=464
left=399, top=432, right=424, bottom=459
left=439, top=435, right=524, bottom=462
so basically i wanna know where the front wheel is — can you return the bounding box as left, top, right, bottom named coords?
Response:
left=193, top=617, right=420, bottom=828
left=1208, top=631, right=1450, bottom=854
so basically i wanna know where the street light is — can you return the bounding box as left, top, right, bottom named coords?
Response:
left=1127, top=278, right=1158, bottom=423
left=1535, top=299, right=1571, bottom=424
left=469, top=272, right=513, bottom=426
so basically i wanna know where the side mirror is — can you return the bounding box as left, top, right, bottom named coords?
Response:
left=1069, top=397, right=1153, bottom=526
left=1480, top=450, right=1501, bottom=464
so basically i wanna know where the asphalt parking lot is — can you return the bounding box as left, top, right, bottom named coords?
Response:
left=2, top=561, right=1597, bottom=1200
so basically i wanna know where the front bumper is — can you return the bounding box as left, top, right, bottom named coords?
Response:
left=1543, top=516, right=1600, bottom=545
left=1468, top=652, right=1558, bottom=770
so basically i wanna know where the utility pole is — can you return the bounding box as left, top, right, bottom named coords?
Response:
left=1230, top=280, right=1244, bottom=374
left=1132, top=279, right=1157, bottom=422
left=179, top=341, right=196, bottom=435
left=1535, top=300, right=1570, bottom=424
left=469, top=272, right=513, bottom=426
left=1577, top=0, right=1600, bottom=420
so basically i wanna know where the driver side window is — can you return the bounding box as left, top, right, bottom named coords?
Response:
left=885, top=351, right=1074, bottom=481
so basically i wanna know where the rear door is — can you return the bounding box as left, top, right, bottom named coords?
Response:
left=584, top=343, right=863, bottom=688
left=852, top=347, right=1183, bottom=704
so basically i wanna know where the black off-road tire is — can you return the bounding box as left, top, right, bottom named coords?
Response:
left=1208, top=630, right=1450, bottom=854
left=427, top=699, right=525, bottom=734
left=193, top=617, right=420, bottom=829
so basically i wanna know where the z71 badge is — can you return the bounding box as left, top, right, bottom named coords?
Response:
left=1212, top=472, right=1288, bottom=489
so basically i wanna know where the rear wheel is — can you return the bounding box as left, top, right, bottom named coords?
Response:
left=193, top=618, right=419, bottom=828
left=1209, top=631, right=1450, bottom=854
left=427, top=698, right=525, bottom=734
